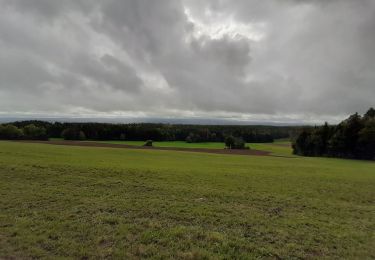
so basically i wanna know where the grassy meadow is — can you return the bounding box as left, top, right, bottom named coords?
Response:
left=0, top=141, right=374, bottom=259
left=89, top=139, right=293, bottom=156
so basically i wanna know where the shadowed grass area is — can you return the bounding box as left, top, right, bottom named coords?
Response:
left=0, top=141, right=374, bottom=259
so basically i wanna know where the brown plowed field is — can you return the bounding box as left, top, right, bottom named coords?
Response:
left=18, top=140, right=272, bottom=156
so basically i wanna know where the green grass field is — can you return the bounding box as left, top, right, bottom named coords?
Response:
left=96, top=140, right=227, bottom=149
left=50, top=138, right=293, bottom=154
left=1, top=141, right=374, bottom=259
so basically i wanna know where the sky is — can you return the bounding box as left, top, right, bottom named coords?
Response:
left=0, top=0, right=374, bottom=124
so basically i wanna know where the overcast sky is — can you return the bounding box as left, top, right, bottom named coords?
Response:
left=0, top=0, right=374, bottom=124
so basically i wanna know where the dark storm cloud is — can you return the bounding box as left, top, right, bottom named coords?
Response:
left=0, top=0, right=374, bottom=123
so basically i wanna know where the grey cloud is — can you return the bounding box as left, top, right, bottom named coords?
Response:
left=190, top=36, right=251, bottom=76
left=0, top=0, right=374, bottom=123
left=0, top=0, right=93, bottom=19
left=73, top=53, right=143, bottom=93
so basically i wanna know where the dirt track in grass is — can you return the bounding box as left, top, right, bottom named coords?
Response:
left=18, top=140, right=274, bottom=157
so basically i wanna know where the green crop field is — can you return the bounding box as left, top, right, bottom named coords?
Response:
left=1, top=141, right=374, bottom=259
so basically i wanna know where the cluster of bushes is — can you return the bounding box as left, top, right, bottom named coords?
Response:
left=293, top=108, right=375, bottom=160
left=224, top=136, right=249, bottom=149
left=143, top=140, right=153, bottom=147
left=0, top=124, right=48, bottom=140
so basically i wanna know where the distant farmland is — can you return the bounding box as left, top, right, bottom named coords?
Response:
left=0, top=141, right=374, bottom=259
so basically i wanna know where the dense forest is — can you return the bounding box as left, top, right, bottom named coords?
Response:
left=293, top=108, right=375, bottom=160
left=0, top=121, right=298, bottom=143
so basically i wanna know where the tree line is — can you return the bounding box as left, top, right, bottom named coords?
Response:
left=0, top=124, right=48, bottom=140
left=0, top=121, right=298, bottom=143
left=293, top=108, right=375, bottom=160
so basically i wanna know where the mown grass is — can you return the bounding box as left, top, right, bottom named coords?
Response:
left=0, top=141, right=374, bottom=259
